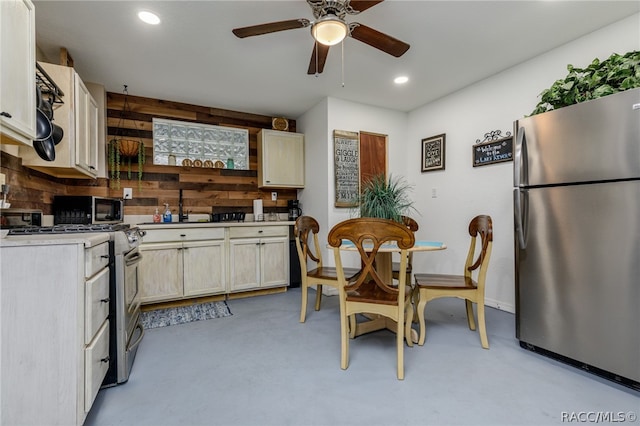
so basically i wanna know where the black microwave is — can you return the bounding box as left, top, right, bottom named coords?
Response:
left=53, top=196, right=123, bottom=224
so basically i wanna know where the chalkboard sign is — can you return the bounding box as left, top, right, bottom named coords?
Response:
left=334, top=130, right=360, bottom=207
left=473, top=136, right=513, bottom=167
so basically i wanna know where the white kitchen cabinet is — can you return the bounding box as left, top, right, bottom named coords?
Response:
left=257, top=129, right=305, bottom=188
left=86, top=82, right=108, bottom=178
left=228, top=225, right=289, bottom=292
left=0, top=0, right=36, bottom=146
left=139, top=227, right=226, bottom=304
left=0, top=233, right=110, bottom=426
left=19, top=62, right=100, bottom=178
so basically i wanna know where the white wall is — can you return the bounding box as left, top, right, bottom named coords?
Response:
left=406, top=13, right=640, bottom=312
left=297, top=97, right=408, bottom=279
left=297, top=13, right=640, bottom=311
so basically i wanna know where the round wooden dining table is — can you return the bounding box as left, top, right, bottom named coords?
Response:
left=334, top=240, right=447, bottom=342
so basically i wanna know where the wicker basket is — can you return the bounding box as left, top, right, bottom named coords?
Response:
left=117, top=139, right=141, bottom=158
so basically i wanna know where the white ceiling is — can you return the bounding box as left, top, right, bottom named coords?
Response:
left=33, top=1, right=639, bottom=119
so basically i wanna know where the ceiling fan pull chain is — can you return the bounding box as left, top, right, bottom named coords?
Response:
left=315, top=39, right=320, bottom=77
left=341, top=39, right=345, bottom=87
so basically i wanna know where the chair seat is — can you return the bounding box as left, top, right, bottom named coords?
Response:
left=346, top=279, right=412, bottom=305
left=308, top=266, right=361, bottom=281
left=414, top=273, right=477, bottom=290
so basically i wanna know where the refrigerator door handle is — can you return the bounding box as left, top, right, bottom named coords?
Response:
left=514, top=126, right=526, bottom=187
left=514, top=188, right=527, bottom=249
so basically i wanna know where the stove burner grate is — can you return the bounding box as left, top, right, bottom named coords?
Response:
left=8, top=223, right=131, bottom=235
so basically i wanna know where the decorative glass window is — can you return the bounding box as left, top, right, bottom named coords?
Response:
left=152, top=118, right=249, bottom=169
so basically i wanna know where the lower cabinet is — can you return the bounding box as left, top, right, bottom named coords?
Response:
left=228, top=226, right=289, bottom=293
left=138, top=227, right=226, bottom=304
left=0, top=235, right=110, bottom=426
left=138, top=224, right=290, bottom=304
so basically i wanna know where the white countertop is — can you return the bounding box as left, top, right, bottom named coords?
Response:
left=0, top=232, right=110, bottom=247
left=136, top=220, right=294, bottom=230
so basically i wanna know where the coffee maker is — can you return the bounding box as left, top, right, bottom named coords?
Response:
left=288, top=200, right=302, bottom=221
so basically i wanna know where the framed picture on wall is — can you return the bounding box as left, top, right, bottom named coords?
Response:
left=421, top=134, right=446, bottom=172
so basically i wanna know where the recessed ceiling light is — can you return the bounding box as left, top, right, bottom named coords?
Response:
left=394, top=76, right=409, bottom=84
left=138, top=10, right=160, bottom=25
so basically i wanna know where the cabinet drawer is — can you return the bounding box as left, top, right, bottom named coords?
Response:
left=229, top=226, right=288, bottom=239
left=142, top=227, right=225, bottom=243
left=85, top=267, right=110, bottom=343
left=85, top=320, right=109, bottom=412
left=85, top=242, right=109, bottom=278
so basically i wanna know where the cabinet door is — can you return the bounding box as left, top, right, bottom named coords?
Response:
left=183, top=240, right=226, bottom=297
left=229, top=238, right=260, bottom=292
left=139, top=242, right=183, bottom=303
left=0, top=0, right=36, bottom=145
left=260, top=236, right=289, bottom=288
left=88, top=93, right=99, bottom=173
left=258, top=129, right=305, bottom=188
left=74, top=76, right=98, bottom=176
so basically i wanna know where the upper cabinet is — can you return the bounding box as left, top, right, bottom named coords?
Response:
left=0, top=0, right=36, bottom=146
left=257, top=129, right=305, bottom=189
left=20, top=62, right=103, bottom=178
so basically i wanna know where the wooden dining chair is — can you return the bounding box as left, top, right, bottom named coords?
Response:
left=294, top=216, right=360, bottom=323
left=392, top=216, right=419, bottom=283
left=328, top=218, right=415, bottom=380
left=413, top=215, right=493, bottom=348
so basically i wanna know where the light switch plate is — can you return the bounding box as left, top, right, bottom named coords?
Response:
left=123, top=188, right=133, bottom=199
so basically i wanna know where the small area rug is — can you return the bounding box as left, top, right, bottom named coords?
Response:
left=141, top=301, right=232, bottom=329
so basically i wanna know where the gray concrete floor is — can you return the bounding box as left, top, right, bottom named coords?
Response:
left=86, top=288, right=639, bottom=426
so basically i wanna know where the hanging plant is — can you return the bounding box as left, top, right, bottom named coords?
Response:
left=108, top=138, right=145, bottom=190
left=108, top=85, right=146, bottom=190
left=530, top=50, right=640, bottom=115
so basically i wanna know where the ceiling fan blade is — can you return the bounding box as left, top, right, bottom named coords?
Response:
left=349, top=24, right=410, bottom=57
left=307, top=43, right=330, bottom=75
left=347, top=1, right=385, bottom=13
left=232, top=19, right=310, bottom=38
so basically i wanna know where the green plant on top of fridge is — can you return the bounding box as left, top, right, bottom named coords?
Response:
left=530, top=50, right=640, bottom=116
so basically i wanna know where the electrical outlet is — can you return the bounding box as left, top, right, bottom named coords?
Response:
left=123, top=188, right=133, bottom=199
left=431, top=188, right=437, bottom=198
left=271, top=192, right=277, bottom=201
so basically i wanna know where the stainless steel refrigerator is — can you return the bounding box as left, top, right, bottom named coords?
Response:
left=513, top=88, right=640, bottom=390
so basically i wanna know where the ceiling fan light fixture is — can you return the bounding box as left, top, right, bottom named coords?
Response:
left=311, top=15, right=348, bottom=46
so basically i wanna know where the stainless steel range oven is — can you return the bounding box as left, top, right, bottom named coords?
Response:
left=8, top=223, right=146, bottom=386
left=111, top=229, right=145, bottom=385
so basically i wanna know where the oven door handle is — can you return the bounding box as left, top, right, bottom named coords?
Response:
left=128, top=322, right=145, bottom=352
left=125, top=251, right=143, bottom=267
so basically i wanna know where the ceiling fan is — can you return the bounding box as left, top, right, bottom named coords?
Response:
left=232, top=0, right=410, bottom=75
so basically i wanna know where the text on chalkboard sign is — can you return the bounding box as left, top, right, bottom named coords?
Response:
left=473, top=136, right=513, bottom=167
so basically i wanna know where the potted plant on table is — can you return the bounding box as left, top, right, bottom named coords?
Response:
left=355, top=173, right=417, bottom=222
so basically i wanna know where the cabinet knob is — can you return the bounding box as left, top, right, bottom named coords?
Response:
left=100, top=298, right=110, bottom=303
left=89, top=166, right=96, bottom=170
left=100, top=255, right=109, bottom=259
left=0, top=112, right=12, bottom=118
left=180, top=234, right=186, bottom=237
left=258, top=230, right=263, bottom=233
left=100, top=356, right=110, bottom=363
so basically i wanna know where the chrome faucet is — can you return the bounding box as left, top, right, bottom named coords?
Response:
left=178, top=189, right=189, bottom=222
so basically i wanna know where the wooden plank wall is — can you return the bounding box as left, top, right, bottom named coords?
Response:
left=0, top=93, right=298, bottom=217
